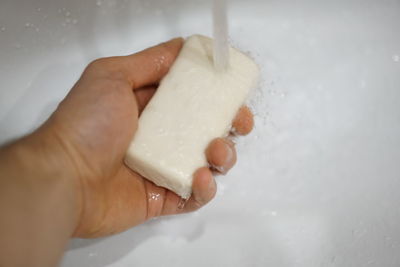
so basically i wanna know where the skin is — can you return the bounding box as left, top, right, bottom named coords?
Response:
left=0, top=38, right=254, bottom=267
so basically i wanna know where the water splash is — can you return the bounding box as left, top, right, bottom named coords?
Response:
left=212, top=0, right=230, bottom=71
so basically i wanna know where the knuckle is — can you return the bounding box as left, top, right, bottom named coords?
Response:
left=87, top=57, right=109, bottom=70
left=85, top=57, right=128, bottom=82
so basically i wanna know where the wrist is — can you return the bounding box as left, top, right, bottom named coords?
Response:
left=0, top=124, right=84, bottom=266
left=2, top=124, right=83, bottom=237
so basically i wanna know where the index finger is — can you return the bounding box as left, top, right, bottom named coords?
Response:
left=122, top=37, right=184, bottom=89
left=86, top=37, right=184, bottom=90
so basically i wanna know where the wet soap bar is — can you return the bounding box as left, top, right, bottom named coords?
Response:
left=125, top=35, right=259, bottom=199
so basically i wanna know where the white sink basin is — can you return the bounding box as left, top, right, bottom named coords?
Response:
left=1, top=0, right=400, bottom=266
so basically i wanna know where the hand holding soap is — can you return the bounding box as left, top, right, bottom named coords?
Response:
left=125, top=35, right=259, bottom=199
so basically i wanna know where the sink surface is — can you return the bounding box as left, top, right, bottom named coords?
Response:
left=1, top=0, right=400, bottom=266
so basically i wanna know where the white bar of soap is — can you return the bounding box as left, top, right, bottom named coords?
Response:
left=125, top=35, right=259, bottom=199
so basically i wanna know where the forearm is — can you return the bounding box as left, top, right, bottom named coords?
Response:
left=0, top=128, right=80, bottom=267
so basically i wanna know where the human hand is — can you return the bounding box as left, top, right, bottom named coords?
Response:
left=39, top=38, right=254, bottom=238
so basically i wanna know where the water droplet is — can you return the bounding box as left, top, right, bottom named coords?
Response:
left=65, top=11, right=71, bottom=17
left=25, top=23, right=31, bottom=28
left=270, top=211, right=277, bottom=216
left=14, top=43, right=22, bottom=49
left=35, top=27, right=40, bottom=32
left=393, top=54, right=400, bottom=62
left=149, top=193, right=161, bottom=201
left=72, top=19, right=78, bottom=25
left=37, top=7, right=42, bottom=12
left=96, top=0, right=102, bottom=6
left=65, top=18, right=71, bottom=23
left=1, top=26, right=5, bottom=32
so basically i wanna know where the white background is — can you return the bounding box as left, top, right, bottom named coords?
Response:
left=1, top=0, right=400, bottom=266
